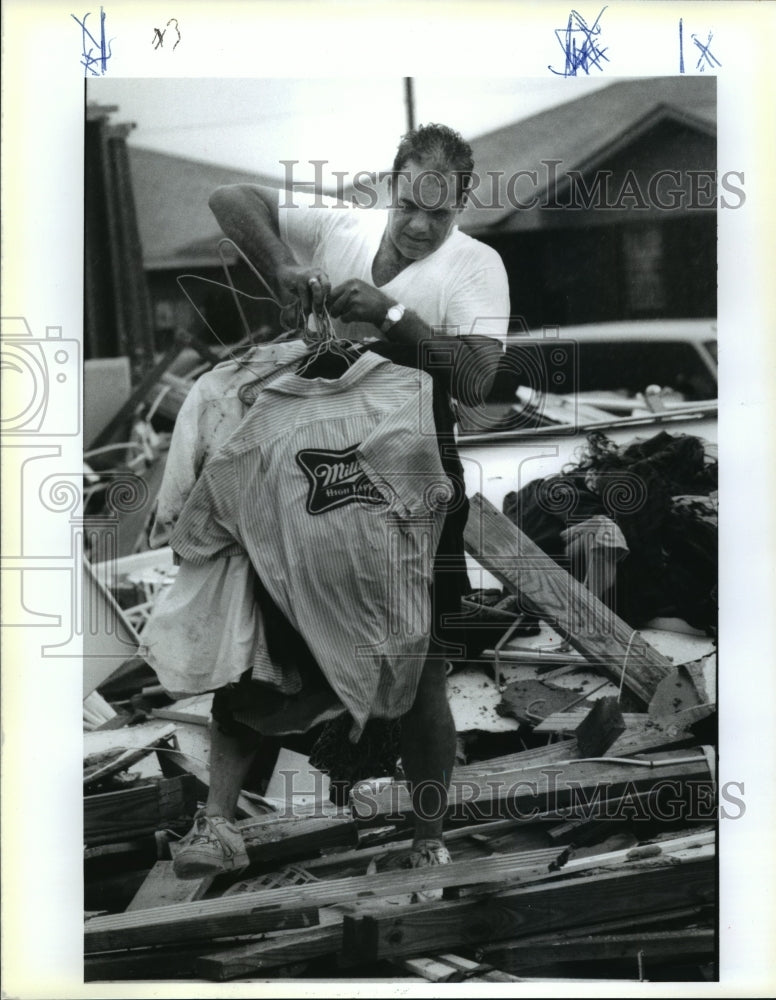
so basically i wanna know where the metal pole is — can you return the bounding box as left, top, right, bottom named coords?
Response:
left=404, top=77, right=415, bottom=132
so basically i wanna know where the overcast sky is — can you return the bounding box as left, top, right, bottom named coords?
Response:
left=88, top=77, right=611, bottom=181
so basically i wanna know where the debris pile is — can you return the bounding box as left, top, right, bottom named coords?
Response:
left=84, top=486, right=718, bottom=984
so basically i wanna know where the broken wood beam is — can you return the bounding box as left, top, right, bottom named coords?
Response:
left=126, top=860, right=213, bottom=911
left=236, top=812, right=360, bottom=864
left=534, top=710, right=643, bottom=734
left=476, top=903, right=710, bottom=952
left=463, top=494, right=673, bottom=705
left=194, top=925, right=342, bottom=981
left=85, top=943, right=210, bottom=982
left=453, top=739, right=580, bottom=779
left=84, top=845, right=565, bottom=954
left=84, top=775, right=197, bottom=845
left=84, top=721, right=178, bottom=788
left=299, top=818, right=554, bottom=880
left=342, top=853, right=715, bottom=961
left=350, top=747, right=714, bottom=826
left=486, top=928, right=714, bottom=973
left=534, top=711, right=699, bottom=757
left=574, top=697, right=626, bottom=757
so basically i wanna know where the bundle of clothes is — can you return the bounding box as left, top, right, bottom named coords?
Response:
left=502, top=430, right=718, bottom=633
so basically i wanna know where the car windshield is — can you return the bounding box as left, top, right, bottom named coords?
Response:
left=457, top=335, right=718, bottom=437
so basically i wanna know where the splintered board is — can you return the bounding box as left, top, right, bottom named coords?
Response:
left=463, top=494, right=673, bottom=705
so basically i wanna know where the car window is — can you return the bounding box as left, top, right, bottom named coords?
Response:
left=490, top=339, right=716, bottom=403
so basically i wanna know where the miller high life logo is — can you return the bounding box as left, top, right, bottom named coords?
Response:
left=296, top=445, right=387, bottom=515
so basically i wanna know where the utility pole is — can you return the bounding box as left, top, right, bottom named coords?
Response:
left=404, top=77, right=415, bottom=132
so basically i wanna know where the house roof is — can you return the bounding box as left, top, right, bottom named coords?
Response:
left=128, top=76, right=716, bottom=266
left=461, top=76, right=716, bottom=234
left=127, top=146, right=281, bottom=269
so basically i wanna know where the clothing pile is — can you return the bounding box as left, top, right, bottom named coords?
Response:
left=502, top=430, right=718, bottom=632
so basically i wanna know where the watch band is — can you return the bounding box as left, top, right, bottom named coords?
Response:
left=381, top=303, right=406, bottom=334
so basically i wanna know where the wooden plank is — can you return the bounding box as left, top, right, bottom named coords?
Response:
left=607, top=717, right=697, bottom=757
left=83, top=689, right=118, bottom=728
left=84, top=845, right=565, bottom=954
left=574, top=697, right=626, bottom=756
left=351, top=747, right=713, bottom=825
left=126, top=861, right=213, bottom=911
left=486, top=928, right=714, bottom=971
left=299, top=818, right=554, bottom=880
left=534, top=710, right=644, bottom=734
left=451, top=837, right=715, bottom=901
left=151, top=693, right=213, bottom=727
left=477, top=904, right=709, bottom=948
left=84, top=775, right=197, bottom=845
left=534, top=713, right=696, bottom=757
left=463, top=494, right=673, bottom=705
left=195, top=925, right=342, bottom=981
left=83, top=722, right=177, bottom=786
left=236, top=812, right=360, bottom=863
left=453, top=739, right=580, bottom=778
left=342, top=855, right=715, bottom=961
left=87, top=835, right=711, bottom=956
left=85, top=943, right=208, bottom=982
left=399, top=953, right=524, bottom=982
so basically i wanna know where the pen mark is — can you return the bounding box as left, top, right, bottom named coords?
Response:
left=679, top=19, right=721, bottom=73
left=71, top=7, right=112, bottom=76
left=691, top=30, right=721, bottom=72
left=152, top=17, right=181, bottom=50
left=549, top=7, right=609, bottom=77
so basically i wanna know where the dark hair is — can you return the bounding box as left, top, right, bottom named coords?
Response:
left=392, top=123, right=474, bottom=202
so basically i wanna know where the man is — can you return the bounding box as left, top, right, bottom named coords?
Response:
left=165, top=123, right=510, bottom=879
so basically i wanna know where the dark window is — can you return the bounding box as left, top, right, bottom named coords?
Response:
left=490, top=339, right=716, bottom=403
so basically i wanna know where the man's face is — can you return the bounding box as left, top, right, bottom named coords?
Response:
left=387, top=159, right=465, bottom=261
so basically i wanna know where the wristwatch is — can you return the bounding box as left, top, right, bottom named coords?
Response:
left=381, top=302, right=406, bottom=334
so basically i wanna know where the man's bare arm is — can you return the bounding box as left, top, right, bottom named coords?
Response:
left=327, top=278, right=500, bottom=403
left=209, top=184, right=330, bottom=309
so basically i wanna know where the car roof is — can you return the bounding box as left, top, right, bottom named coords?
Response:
left=502, top=319, right=717, bottom=344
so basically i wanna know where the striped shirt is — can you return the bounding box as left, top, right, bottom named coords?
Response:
left=170, top=351, right=451, bottom=737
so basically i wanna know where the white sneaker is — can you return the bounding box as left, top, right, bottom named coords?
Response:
left=172, top=811, right=249, bottom=879
left=404, top=838, right=452, bottom=903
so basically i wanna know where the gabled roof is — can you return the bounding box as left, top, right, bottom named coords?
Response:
left=127, top=146, right=280, bottom=268
left=461, top=76, right=716, bottom=233
left=128, top=77, right=716, bottom=266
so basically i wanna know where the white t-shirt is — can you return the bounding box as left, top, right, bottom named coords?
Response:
left=279, top=197, right=510, bottom=341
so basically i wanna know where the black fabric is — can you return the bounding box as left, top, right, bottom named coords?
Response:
left=503, top=430, right=718, bottom=631
left=308, top=713, right=403, bottom=796
left=369, top=339, right=473, bottom=659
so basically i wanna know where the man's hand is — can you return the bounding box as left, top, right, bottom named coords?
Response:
left=328, top=279, right=394, bottom=327
left=275, top=264, right=331, bottom=312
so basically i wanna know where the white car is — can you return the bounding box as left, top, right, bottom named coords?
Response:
left=458, top=318, right=717, bottom=438
left=456, top=318, right=717, bottom=516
